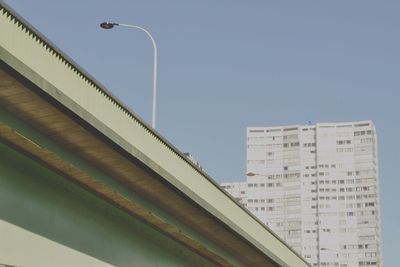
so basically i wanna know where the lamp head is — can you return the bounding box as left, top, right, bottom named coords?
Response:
left=246, top=172, right=256, bottom=177
left=100, top=22, right=118, bottom=29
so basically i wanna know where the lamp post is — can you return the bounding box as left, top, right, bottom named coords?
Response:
left=247, top=172, right=269, bottom=177
left=100, top=22, right=158, bottom=129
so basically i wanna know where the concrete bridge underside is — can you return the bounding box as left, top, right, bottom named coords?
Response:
left=0, top=1, right=310, bottom=266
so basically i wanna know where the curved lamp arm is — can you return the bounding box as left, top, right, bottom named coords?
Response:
left=100, top=22, right=158, bottom=129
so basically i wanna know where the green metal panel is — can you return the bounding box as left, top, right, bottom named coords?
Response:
left=0, top=141, right=217, bottom=267
left=0, top=106, right=246, bottom=267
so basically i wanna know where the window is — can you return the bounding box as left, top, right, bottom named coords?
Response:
left=355, top=123, right=370, bottom=127
left=291, top=142, right=300, bottom=147
left=284, top=127, right=298, bottom=131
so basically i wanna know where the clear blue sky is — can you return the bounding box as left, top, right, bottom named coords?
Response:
left=5, top=0, right=399, bottom=265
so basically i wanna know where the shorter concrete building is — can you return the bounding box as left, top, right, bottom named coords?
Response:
left=221, top=182, right=247, bottom=206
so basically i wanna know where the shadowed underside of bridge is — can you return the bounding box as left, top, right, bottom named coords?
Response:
left=0, top=1, right=310, bottom=267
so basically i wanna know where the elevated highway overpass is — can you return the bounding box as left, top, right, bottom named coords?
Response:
left=0, top=2, right=310, bottom=266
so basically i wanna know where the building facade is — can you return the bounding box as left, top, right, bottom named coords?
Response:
left=222, top=121, right=382, bottom=267
left=220, top=182, right=247, bottom=206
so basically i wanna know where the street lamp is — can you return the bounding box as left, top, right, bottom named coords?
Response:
left=100, top=22, right=158, bottom=129
left=247, top=172, right=264, bottom=177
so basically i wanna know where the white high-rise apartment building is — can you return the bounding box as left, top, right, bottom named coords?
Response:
left=221, top=121, right=382, bottom=267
